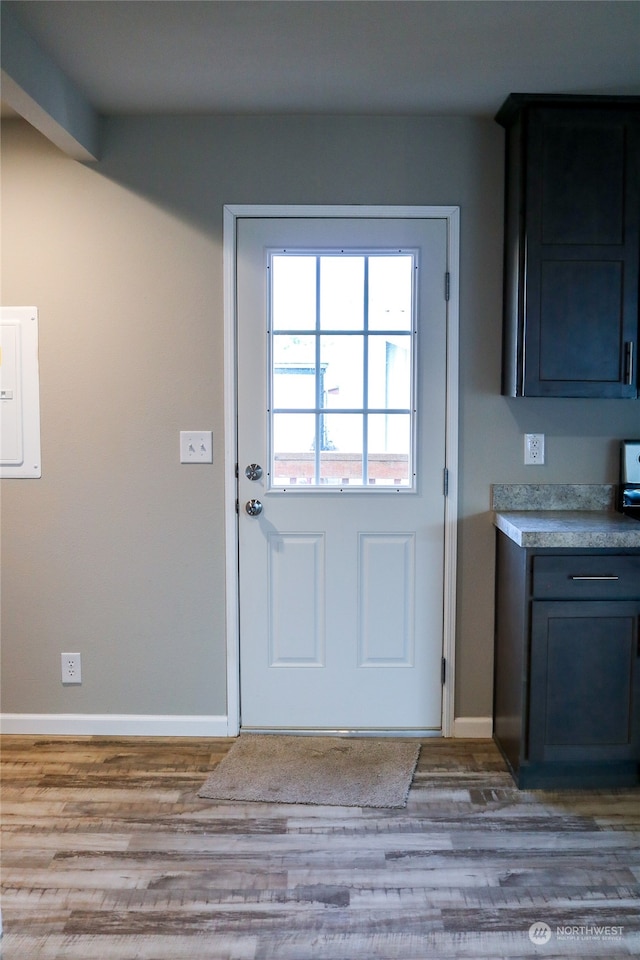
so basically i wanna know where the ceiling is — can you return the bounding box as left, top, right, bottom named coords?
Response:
left=4, top=0, right=640, bottom=118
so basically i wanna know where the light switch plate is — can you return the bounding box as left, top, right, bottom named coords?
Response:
left=180, top=431, right=213, bottom=463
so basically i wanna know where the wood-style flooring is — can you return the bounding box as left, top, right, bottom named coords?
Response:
left=1, top=736, right=638, bottom=959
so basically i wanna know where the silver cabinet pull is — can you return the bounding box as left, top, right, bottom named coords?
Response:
left=569, top=575, right=619, bottom=581
left=625, top=341, right=634, bottom=386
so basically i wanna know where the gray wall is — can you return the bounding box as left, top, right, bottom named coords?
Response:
left=2, top=115, right=638, bottom=722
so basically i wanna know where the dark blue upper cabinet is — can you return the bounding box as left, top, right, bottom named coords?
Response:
left=496, top=94, right=640, bottom=398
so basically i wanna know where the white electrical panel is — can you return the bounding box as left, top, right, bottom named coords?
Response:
left=1, top=307, right=41, bottom=478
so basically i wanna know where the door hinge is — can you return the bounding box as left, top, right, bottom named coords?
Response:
left=235, top=463, right=239, bottom=479
left=445, top=272, right=450, bottom=302
left=441, top=657, right=446, bottom=685
left=443, top=467, right=449, bottom=497
left=235, top=498, right=239, bottom=514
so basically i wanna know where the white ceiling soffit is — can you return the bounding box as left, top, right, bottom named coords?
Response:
left=1, top=3, right=100, bottom=159
left=4, top=0, right=640, bottom=119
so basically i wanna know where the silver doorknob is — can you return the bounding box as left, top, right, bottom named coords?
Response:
left=245, top=463, right=263, bottom=481
left=245, top=499, right=263, bottom=517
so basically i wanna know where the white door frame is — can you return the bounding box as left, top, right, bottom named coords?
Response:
left=223, top=205, right=459, bottom=738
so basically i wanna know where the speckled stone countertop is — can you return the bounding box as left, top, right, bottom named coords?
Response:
left=494, top=510, right=640, bottom=548
left=492, top=484, right=640, bottom=548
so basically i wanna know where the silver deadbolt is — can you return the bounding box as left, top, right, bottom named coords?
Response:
left=245, top=499, right=263, bottom=517
left=245, top=463, right=263, bottom=481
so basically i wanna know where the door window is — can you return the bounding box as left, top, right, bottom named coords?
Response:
left=269, top=250, right=416, bottom=490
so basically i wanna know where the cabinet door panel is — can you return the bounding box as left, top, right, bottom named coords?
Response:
left=524, top=107, right=639, bottom=398
left=541, top=121, right=625, bottom=245
left=498, top=97, right=640, bottom=398
left=530, top=600, right=639, bottom=763
left=538, top=260, right=623, bottom=383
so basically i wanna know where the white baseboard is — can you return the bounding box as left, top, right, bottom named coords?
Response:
left=452, top=716, right=493, bottom=739
left=0, top=713, right=231, bottom=738
left=0, top=713, right=492, bottom=740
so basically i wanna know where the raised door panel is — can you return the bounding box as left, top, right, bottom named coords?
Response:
left=537, top=260, right=623, bottom=384
left=357, top=533, right=415, bottom=667
left=539, top=120, right=625, bottom=245
left=267, top=533, right=325, bottom=667
left=530, top=600, right=640, bottom=763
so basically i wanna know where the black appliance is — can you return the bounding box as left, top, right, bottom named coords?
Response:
left=620, top=440, right=640, bottom=520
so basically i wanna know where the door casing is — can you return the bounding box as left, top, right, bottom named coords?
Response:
left=223, top=205, right=460, bottom=737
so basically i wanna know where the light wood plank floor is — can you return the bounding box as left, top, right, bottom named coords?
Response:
left=1, top=736, right=638, bottom=959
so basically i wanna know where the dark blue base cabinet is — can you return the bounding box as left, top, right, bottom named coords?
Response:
left=493, top=533, right=640, bottom=788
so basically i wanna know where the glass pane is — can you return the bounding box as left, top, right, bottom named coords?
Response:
left=320, top=256, right=364, bottom=330
left=319, top=414, right=363, bottom=485
left=272, top=335, right=316, bottom=409
left=268, top=249, right=417, bottom=491
left=368, top=256, right=413, bottom=331
left=272, top=256, right=317, bottom=331
left=368, top=334, right=412, bottom=409
left=272, top=413, right=316, bottom=485
left=367, top=414, right=411, bottom=486
left=320, top=335, right=363, bottom=409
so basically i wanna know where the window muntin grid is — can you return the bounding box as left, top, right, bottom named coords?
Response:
left=268, top=250, right=417, bottom=491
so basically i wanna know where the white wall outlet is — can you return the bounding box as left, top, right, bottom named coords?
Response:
left=61, top=652, right=82, bottom=684
left=180, top=431, right=213, bottom=464
left=524, top=433, right=545, bottom=465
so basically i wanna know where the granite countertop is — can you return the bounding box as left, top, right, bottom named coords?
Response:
left=492, top=484, right=640, bottom=548
left=494, top=510, right=640, bottom=548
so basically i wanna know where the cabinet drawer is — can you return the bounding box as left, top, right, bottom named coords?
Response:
left=532, top=555, right=640, bottom=599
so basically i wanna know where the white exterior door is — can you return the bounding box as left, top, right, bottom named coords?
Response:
left=236, top=215, right=450, bottom=733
